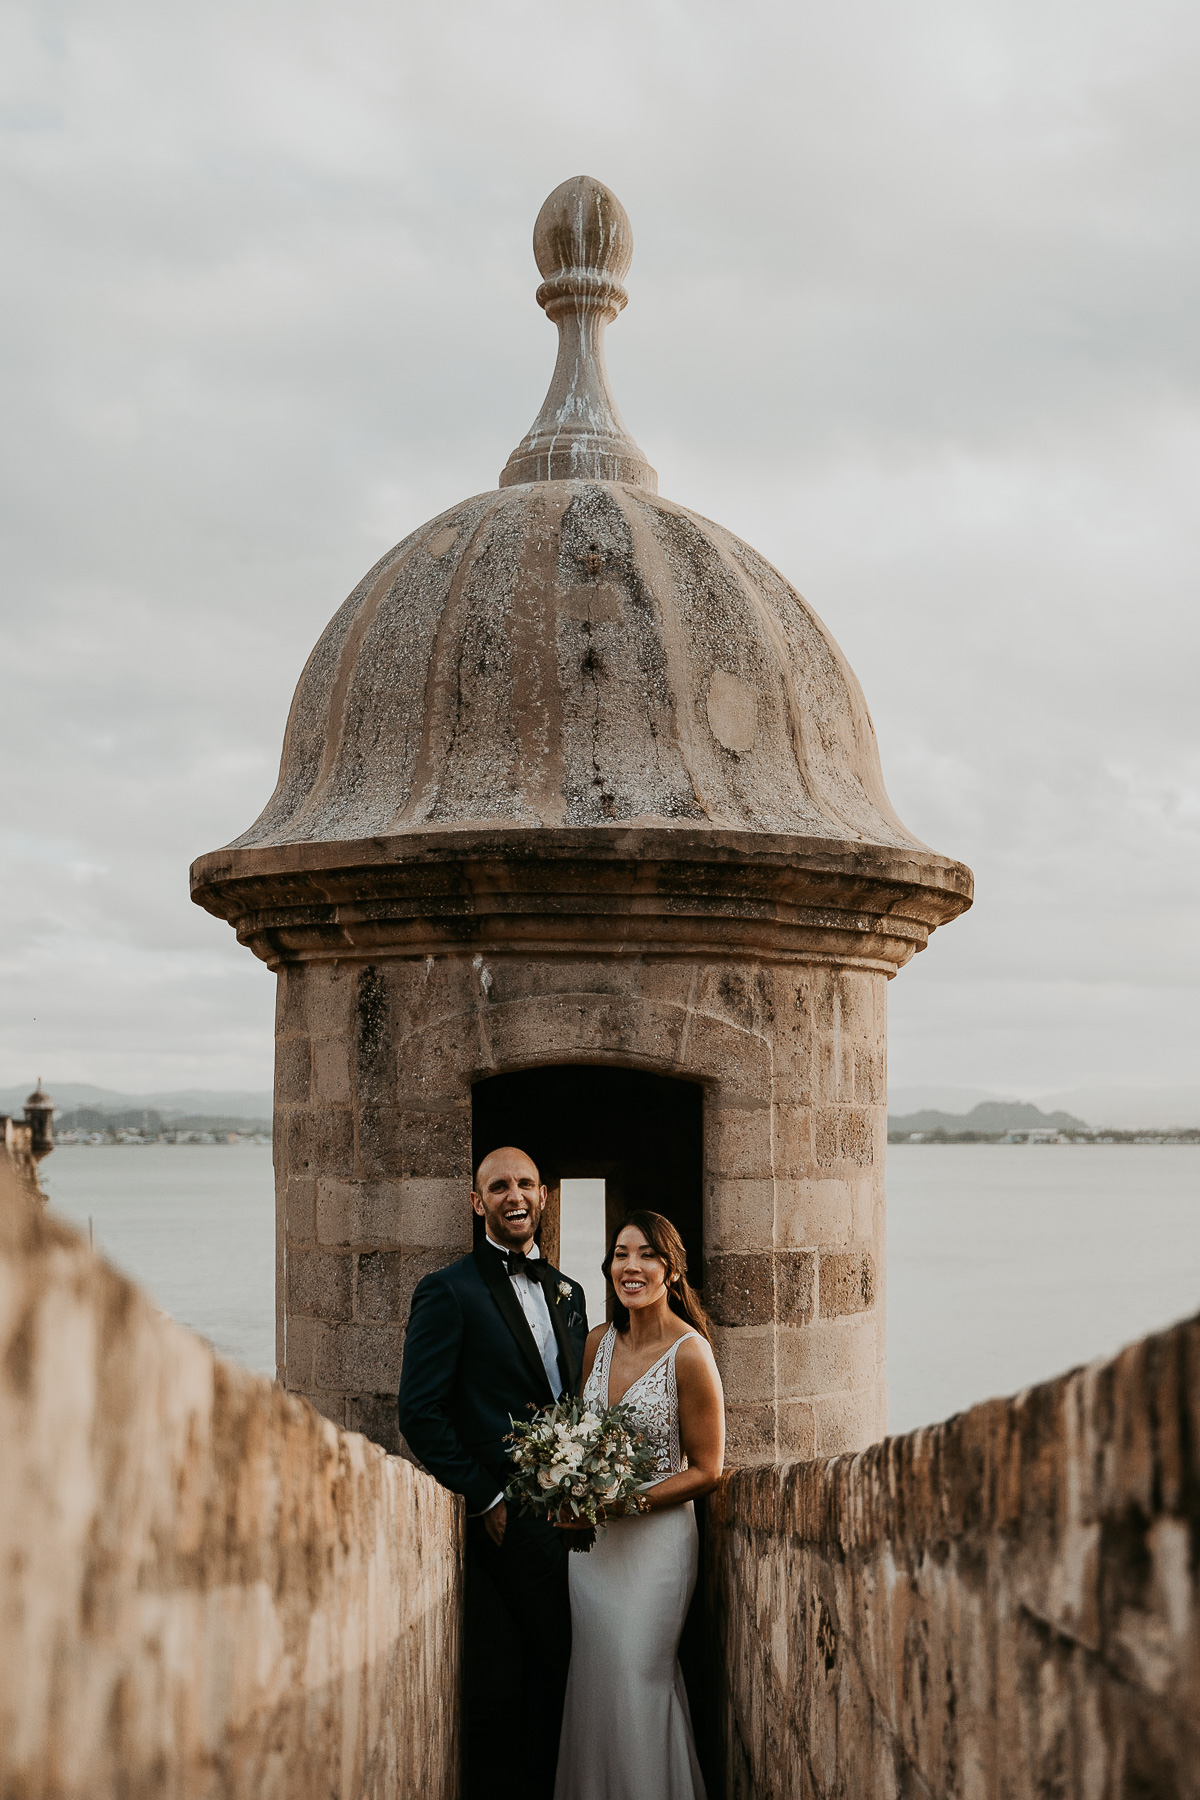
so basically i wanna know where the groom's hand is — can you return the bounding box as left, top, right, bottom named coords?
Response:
left=483, top=1498, right=507, bottom=1546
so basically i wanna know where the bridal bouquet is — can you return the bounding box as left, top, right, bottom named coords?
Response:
left=505, top=1395, right=658, bottom=1551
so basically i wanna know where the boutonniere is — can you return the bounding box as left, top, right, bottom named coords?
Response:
left=556, top=1281, right=571, bottom=1304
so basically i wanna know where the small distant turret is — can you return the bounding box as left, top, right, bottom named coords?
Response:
left=23, top=1081, right=54, bottom=1162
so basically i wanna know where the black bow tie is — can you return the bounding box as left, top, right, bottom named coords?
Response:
left=500, top=1248, right=546, bottom=1281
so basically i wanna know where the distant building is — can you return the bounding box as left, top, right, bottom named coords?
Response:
left=0, top=1081, right=55, bottom=1197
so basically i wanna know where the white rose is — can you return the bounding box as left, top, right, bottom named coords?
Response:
left=547, top=1465, right=571, bottom=1486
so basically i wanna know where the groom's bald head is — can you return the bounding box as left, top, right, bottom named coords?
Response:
left=471, top=1146, right=546, bottom=1250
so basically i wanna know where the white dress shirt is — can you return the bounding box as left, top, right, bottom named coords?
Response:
left=485, top=1233, right=563, bottom=1399
left=475, top=1234, right=564, bottom=1518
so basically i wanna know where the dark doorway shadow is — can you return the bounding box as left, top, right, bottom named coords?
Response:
left=471, top=1063, right=704, bottom=1295
left=471, top=1064, right=716, bottom=1791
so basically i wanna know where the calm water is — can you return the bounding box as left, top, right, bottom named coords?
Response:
left=43, top=1144, right=277, bottom=1373
left=41, top=1143, right=1200, bottom=1433
left=888, top=1144, right=1200, bottom=1432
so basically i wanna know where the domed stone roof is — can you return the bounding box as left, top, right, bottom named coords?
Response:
left=233, top=478, right=924, bottom=851
left=192, top=177, right=971, bottom=966
left=227, top=175, right=928, bottom=857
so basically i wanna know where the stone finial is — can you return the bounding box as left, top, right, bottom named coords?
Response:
left=500, top=176, right=657, bottom=492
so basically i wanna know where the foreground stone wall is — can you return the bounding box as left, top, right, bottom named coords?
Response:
left=709, top=1312, right=1200, bottom=1799
left=0, top=1160, right=462, bottom=1800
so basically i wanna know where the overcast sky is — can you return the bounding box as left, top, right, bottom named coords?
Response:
left=2, top=0, right=1197, bottom=1098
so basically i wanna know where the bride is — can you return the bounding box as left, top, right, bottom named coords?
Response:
left=554, top=1210, right=725, bottom=1800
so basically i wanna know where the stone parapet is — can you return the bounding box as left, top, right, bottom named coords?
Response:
left=707, top=1310, right=1200, bottom=1799
left=0, top=1157, right=463, bottom=1800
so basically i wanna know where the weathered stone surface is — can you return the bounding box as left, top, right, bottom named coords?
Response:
left=708, top=1311, right=1200, bottom=1799
left=189, top=179, right=972, bottom=1466
left=260, top=951, right=900, bottom=1459
left=0, top=1161, right=463, bottom=1800
left=818, top=1247, right=876, bottom=1317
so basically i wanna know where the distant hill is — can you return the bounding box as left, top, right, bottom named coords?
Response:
left=889, top=1100, right=1089, bottom=1136
left=54, top=1106, right=272, bottom=1137
left=887, top=1086, right=1020, bottom=1116
left=0, top=1084, right=274, bottom=1121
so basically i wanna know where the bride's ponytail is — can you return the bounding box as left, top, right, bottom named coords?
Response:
left=603, top=1209, right=714, bottom=1345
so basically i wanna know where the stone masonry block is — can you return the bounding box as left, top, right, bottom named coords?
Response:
left=776, top=1251, right=816, bottom=1325
left=710, top=1325, right=775, bottom=1404
left=316, top=1179, right=402, bottom=1249
left=284, top=1177, right=317, bottom=1244
left=775, top=1179, right=854, bottom=1251
left=275, top=1035, right=312, bottom=1105
left=399, top=1180, right=473, bottom=1251
left=356, top=1103, right=475, bottom=1183
left=285, top=1107, right=354, bottom=1179
left=820, top=1249, right=877, bottom=1319
left=707, top=1251, right=814, bottom=1328
left=355, top=1247, right=461, bottom=1323
left=281, top=1314, right=321, bottom=1389
left=313, top=1322, right=404, bottom=1392
left=707, top=1253, right=774, bottom=1326
left=484, top=992, right=687, bottom=1072
left=812, top=1107, right=875, bottom=1170
left=355, top=1250, right=405, bottom=1323
left=352, top=965, right=394, bottom=1105
left=301, top=1389, right=348, bottom=1431
left=280, top=960, right=353, bottom=1039
left=812, top=1386, right=880, bottom=1456
left=775, top=1316, right=879, bottom=1400
left=812, top=1108, right=839, bottom=1170
left=681, top=1009, right=770, bottom=1102
left=287, top=1249, right=353, bottom=1321
left=852, top=1043, right=885, bottom=1105
left=724, top=1401, right=777, bottom=1467
left=312, top=1037, right=351, bottom=1103
left=773, top=1104, right=813, bottom=1177
left=707, top=1105, right=773, bottom=1180
left=815, top=1032, right=855, bottom=1106
left=851, top=1177, right=881, bottom=1242
left=345, top=1391, right=403, bottom=1455
left=395, top=1015, right=485, bottom=1108
left=696, top=965, right=768, bottom=1036
left=767, top=974, right=816, bottom=1091
left=777, top=1399, right=817, bottom=1459
left=705, top=1178, right=775, bottom=1255
left=838, top=1107, right=875, bottom=1167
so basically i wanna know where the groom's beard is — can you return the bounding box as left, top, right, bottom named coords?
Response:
left=478, top=1201, right=544, bottom=1250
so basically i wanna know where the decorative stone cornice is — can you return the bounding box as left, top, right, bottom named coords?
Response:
left=190, top=826, right=972, bottom=973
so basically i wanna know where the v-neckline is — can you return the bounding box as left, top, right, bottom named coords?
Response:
left=603, top=1326, right=692, bottom=1408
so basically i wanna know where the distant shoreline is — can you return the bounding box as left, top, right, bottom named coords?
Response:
left=889, top=1130, right=1198, bottom=1146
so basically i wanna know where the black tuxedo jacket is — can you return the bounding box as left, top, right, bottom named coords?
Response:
left=397, top=1240, right=589, bottom=1516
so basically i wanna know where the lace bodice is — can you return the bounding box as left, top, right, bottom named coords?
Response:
left=583, top=1325, right=698, bottom=1483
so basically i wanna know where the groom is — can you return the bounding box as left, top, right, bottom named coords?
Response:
left=397, top=1146, right=589, bottom=1800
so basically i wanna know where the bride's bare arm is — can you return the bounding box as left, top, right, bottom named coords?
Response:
left=640, top=1335, right=725, bottom=1512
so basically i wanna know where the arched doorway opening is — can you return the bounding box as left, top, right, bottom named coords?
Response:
left=471, top=1063, right=704, bottom=1304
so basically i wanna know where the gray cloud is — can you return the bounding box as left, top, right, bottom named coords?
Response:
left=2, top=0, right=1197, bottom=1093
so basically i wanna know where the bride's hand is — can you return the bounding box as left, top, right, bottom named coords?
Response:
left=554, top=1506, right=604, bottom=1529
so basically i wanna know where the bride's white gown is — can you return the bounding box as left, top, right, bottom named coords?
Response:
left=554, top=1326, right=707, bottom=1800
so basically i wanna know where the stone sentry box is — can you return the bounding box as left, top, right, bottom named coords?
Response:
left=191, top=176, right=971, bottom=1465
